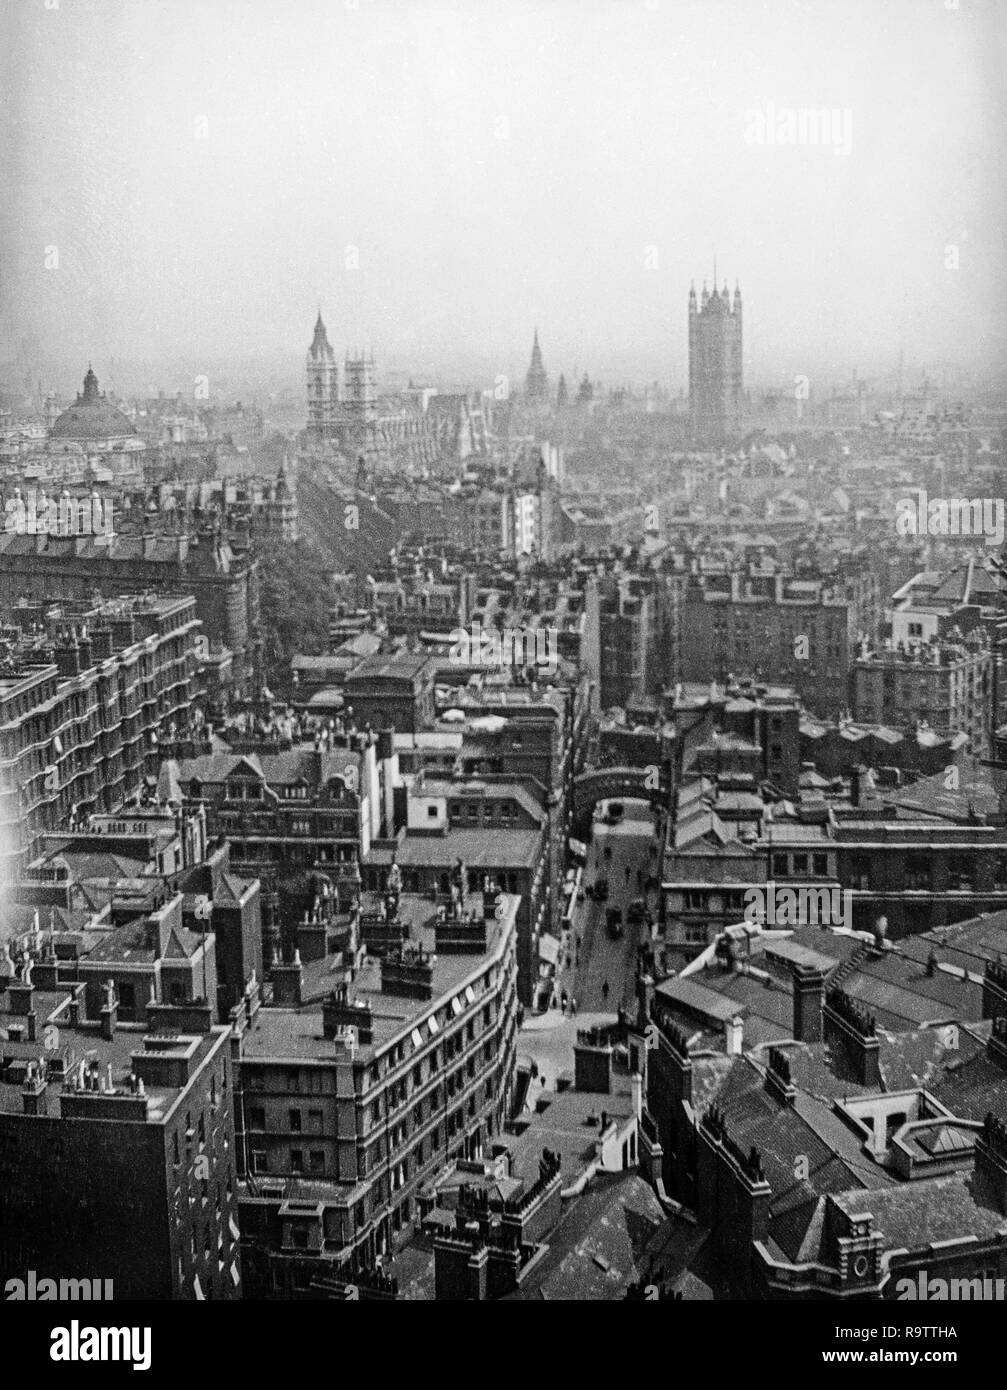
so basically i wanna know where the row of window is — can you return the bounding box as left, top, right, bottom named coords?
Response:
left=771, top=852, right=832, bottom=878
left=249, top=1148, right=325, bottom=1176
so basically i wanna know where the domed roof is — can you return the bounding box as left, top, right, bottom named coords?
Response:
left=49, top=367, right=136, bottom=442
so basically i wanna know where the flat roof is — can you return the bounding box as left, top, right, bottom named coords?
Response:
left=239, top=892, right=518, bottom=1065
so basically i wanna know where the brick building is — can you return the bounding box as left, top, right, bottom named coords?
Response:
left=681, top=570, right=861, bottom=719
left=343, top=653, right=436, bottom=733
left=0, top=949, right=240, bottom=1300
left=158, top=734, right=388, bottom=954
left=0, top=527, right=258, bottom=694
left=0, top=594, right=202, bottom=877
left=852, top=633, right=992, bottom=757
left=234, top=879, right=519, bottom=1293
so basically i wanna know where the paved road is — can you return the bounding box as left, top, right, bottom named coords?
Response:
left=517, top=800, right=660, bottom=1097
left=556, top=801, right=660, bottom=1017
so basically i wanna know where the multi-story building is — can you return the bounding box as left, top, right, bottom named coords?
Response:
left=234, top=878, right=520, bottom=1292
left=459, top=488, right=513, bottom=555
left=434, top=673, right=593, bottom=964
left=343, top=652, right=436, bottom=733
left=587, top=575, right=656, bottom=711
left=71, top=888, right=219, bottom=1023
left=661, top=757, right=1007, bottom=953
left=681, top=569, right=860, bottom=718
left=174, top=840, right=264, bottom=1024
left=0, top=953, right=240, bottom=1300
left=11, top=799, right=207, bottom=918
left=0, top=595, right=202, bottom=877
left=661, top=779, right=768, bottom=956
left=0, top=526, right=259, bottom=695
left=758, top=810, right=1007, bottom=939
left=157, top=732, right=388, bottom=951
left=367, top=774, right=551, bottom=1007
left=673, top=679, right=804, bottom=795
left=363, top=566, right=474, bottom=641
left=13, top=818, right=261, bottom=1027
left=133, top=464, right=299, bottom=543
left=852, top=632, right=993, bottom=757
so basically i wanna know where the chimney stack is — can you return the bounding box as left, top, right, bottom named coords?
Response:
left=22, top=1065, right=48, bottom=1116
left=8, top=971, right=35, bottom=1018
left=823, top=988, right=880, bottom=1086
left=791, top=963, right=826, bottom=1043
left=100, top=979, right=118, bottom=1041
left=765, top=1046, right=797, bottom=1106
left=271, top=950, right=303, bottom=1007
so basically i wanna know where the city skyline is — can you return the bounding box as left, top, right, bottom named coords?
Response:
left=2, top=0, right=1007, bottom=1328
left=3, top=0, right=1006, bottom=390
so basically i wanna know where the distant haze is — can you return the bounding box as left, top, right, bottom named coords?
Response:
left=2, top=0, right=1005, bottom=395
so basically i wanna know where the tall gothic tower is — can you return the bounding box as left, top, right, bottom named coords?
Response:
left=525, top=329, right=549, bottom=405
left=688, top=277, right=742, bottom=442
left=306, top=311, right=339, bottom=442
left=343, top=351, right=378, bottom=454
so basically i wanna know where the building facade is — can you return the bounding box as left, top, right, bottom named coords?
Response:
left=0, top=959, right=240, bottom=1301
left=0, top=595, right=202, bottom=877
left=234, top=882, right=520, bottom=1292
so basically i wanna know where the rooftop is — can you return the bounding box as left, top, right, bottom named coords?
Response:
left=240, top=891, right=518, bottom=1065
left=0, top=973, right=226, bottom=1126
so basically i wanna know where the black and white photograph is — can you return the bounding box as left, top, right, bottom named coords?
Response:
left=0, top=0, right=1005, bottom=1359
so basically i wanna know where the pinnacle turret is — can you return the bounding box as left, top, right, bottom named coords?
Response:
left=308, top=311, right=334, bottom=361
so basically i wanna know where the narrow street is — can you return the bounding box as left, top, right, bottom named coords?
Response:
left=518, top=799, right=660, bottom=1090
left=558, top=799, right=660, bottom=1016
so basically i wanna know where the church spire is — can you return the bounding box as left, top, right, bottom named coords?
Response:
left=308, top=310, right=334, bottom=361
left=525, top=329, right=548, bottom=404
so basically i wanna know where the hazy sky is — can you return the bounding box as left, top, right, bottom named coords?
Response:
left=2, top=0, right=1005, bottom=393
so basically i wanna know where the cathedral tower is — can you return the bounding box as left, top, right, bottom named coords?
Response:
left=343, top=351, right=378, bottom=454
